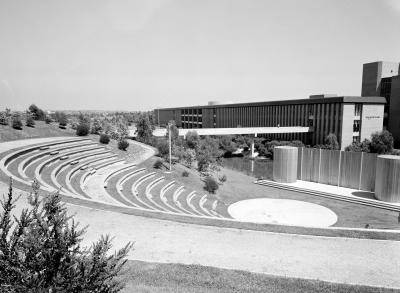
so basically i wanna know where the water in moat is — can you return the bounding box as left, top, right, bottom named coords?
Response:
left=222, top=156, right=273, bottom=179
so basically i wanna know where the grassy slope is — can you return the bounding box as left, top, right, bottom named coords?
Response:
left=0, top=121, right=75, bottom=141
left=120, top=260, right=399, bottom=293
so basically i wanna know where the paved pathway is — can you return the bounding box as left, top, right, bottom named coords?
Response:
left=3, top=184, right=400, bottom=289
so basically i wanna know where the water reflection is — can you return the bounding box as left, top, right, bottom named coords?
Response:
left=222, top=156, right=273, bottom=180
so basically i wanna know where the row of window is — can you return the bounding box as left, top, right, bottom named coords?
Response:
left=181, top=109, right=202, bottom=115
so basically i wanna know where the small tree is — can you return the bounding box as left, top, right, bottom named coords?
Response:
left=28, top=104, right=45, bottom=120
left=324, top=133, right=339, bottom=150
left=370, top=130, right=394, bottom=154
left=25, top=115, right=35, bottom=127
left=11, top=114, right=23, bottom=130
left=135, top=114, right=154, bottom=144
left=156, top=139, right=170, bottom=158
left=57, top=112, right=68, bottom=129
left=185, top=131, right=200, bottom=149
left=204, top=176, right=219, bottom=193
left=0, top=179, right=133, bottom=292
left=118, top=139, right=129, bottom=151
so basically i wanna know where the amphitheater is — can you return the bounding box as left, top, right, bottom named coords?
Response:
left=1, top=136, right=400, bottom=289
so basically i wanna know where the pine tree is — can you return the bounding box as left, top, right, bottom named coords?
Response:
left=0, top=178, right=133, bottom=292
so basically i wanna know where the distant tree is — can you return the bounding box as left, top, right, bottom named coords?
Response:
left=185, top=131, right=200, bottom=149
left=196, top=136, right=223, bottom=172
left=370, top=130, right=394, bottom=154
left=11, top=114, right=23, bottom=130
left=0, top=111, right=8, bottom=125
left=0, top=179, right=133, bottom=292
left=25, top=114, right=35, bottom=127
left=135, top=114, right=154, bottom=144
left=218, top=135, right=237, bottom=157
left=91, top=118, right=103, bottom=134
left=324, top=133, right=339, bottom=150
left=57, top=112, right=68, bottom=129
left=116, top=121, right=129, bottom=139
left=44, top=115, right=52, bottom=124
left=28, top=104, right=45, bottom=120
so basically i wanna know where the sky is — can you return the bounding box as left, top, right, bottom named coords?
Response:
left=0, top=0, right=399, bottom=111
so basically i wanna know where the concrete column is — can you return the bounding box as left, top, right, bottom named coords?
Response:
left=273, top=146, right=298, bottom=183
left=375, top=155, right=400, bottom=203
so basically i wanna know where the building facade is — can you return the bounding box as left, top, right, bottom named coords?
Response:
left=361, top=61, right=400, bottom=147
left=155, top=95, right=385, bottom=150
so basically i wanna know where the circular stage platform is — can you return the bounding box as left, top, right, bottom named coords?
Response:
left=228, top=198, right=338, bottom=227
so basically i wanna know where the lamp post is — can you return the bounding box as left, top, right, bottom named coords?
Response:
left=168, top=122, right=172, bottom=171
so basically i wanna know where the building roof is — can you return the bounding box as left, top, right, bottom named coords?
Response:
left=155, top=96, right=386, bottom=111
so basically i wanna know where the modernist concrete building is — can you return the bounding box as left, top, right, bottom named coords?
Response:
left=155, top=95, right=385, bottom=150
left=361, top=61, right=400, bottom=147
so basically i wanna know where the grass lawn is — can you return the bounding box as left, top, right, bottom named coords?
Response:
left=139, top=155, right=400, bottom=230
left=119, top=260, right=399, bottom=293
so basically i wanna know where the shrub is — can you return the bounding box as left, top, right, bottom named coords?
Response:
left=219, top=174, right=227, bottom=184
left=182, top=170, right=189, bottom=177
left=0, top=112, right=8, bottom=125
left=99, top=133, right=110, bottom=144
left=12, top=114, right=23, bottom=130
left=153, top=159, right=163, bottom=169
left=0, top=178, right=133, bottom=292
left=76, top=123, right=90, bottom=136
left=370, top=130, right=394, bottom=154
left=26, top=116, right=35, bottom=127
left=44, top=116, right=52, bottom=124
left=204, top=176, right=219, bottom=193
left=118, top=139, right=129, bottom=151
left=157, top=139, right=170, bottom=157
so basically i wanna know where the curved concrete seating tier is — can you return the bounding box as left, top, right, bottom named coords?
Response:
left=0, top=137, right=232, bottom=223
left=11, top=140, right=97, bottom=180
left=52, top=152, right=114, bottom=196
left=66, top=156, right=119, bottom=198
left=2, top=138, right=92, bottom=167
left=103, top=163, right=137, bottom=185
left=34, top=148, right=108, bottom=192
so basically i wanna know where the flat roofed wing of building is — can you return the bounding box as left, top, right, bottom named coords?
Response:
left=155, top=96, right=386, bottom=111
